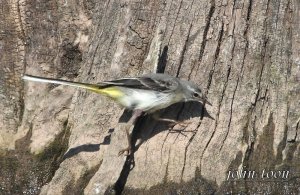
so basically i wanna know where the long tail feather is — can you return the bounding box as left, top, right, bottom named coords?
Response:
left=22, top=75, right=124, bottom=99
left=22, top=74, right=101, bottom=91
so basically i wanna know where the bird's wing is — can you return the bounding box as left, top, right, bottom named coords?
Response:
left=101, top=75, right=178, bottom=92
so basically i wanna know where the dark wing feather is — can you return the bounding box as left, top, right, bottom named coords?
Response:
left=138, top=77, right=168, bottom=91
left=138, top=77, right=176, bottom=92
left=100, top=74, right=178, bottom=92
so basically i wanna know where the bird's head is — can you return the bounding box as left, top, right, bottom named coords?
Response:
left=181, top=80, right=212, bottom=106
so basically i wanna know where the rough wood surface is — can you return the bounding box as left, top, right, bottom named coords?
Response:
left=0, top=0, right=299, bottom=194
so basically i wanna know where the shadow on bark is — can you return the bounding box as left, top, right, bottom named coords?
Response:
left=60, top=101, right=213, bottom=194
left=62, top=129, right=113, bottom=161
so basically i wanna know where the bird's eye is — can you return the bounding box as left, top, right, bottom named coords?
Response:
left=193, top=93, right=199, bottom=98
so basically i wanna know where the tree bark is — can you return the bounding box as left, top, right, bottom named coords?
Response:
left=0, top=0, right=299, bottom=194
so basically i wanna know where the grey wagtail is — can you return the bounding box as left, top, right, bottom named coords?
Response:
left=22, top=73, right=211, bottom=155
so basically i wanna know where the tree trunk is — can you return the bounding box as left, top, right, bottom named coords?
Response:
left=0, top=0, right=299, bottom=194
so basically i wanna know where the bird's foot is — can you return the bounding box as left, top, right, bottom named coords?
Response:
left=167, top=121, right=198, bottom=136
left=169, top=121, right=191, bottom=127
left=118, top=146, right=132, bottom=156
left=167, top=120, right=191, bottom=128
left=168, top=129, right=198, bottom=136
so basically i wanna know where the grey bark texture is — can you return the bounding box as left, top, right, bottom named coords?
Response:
left=0, top=0, right=299, bottom=194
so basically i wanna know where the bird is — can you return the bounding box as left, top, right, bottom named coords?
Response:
left=22, top=73, right=211, bottom=155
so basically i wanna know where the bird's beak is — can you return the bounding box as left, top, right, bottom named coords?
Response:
left=200, top=95, right=212, bottom=106
left=205, top=100, right=212, bottom=106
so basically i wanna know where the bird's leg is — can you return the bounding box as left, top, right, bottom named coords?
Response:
left=152, top=113, right=197, bottom=136
left=118, top=109, right=144, bottom=156
left=118, top=126, right=131, bottom=156
left=152, top=113, right=191, bottom=127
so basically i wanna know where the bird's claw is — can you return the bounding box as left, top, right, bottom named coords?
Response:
left=168, top=128, right=197, bottom=135
left=167, top=120, right=191, bottom=128
left=118, top=147, right=132, bottom=156
left=167, top=121, right=198, bottom=136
